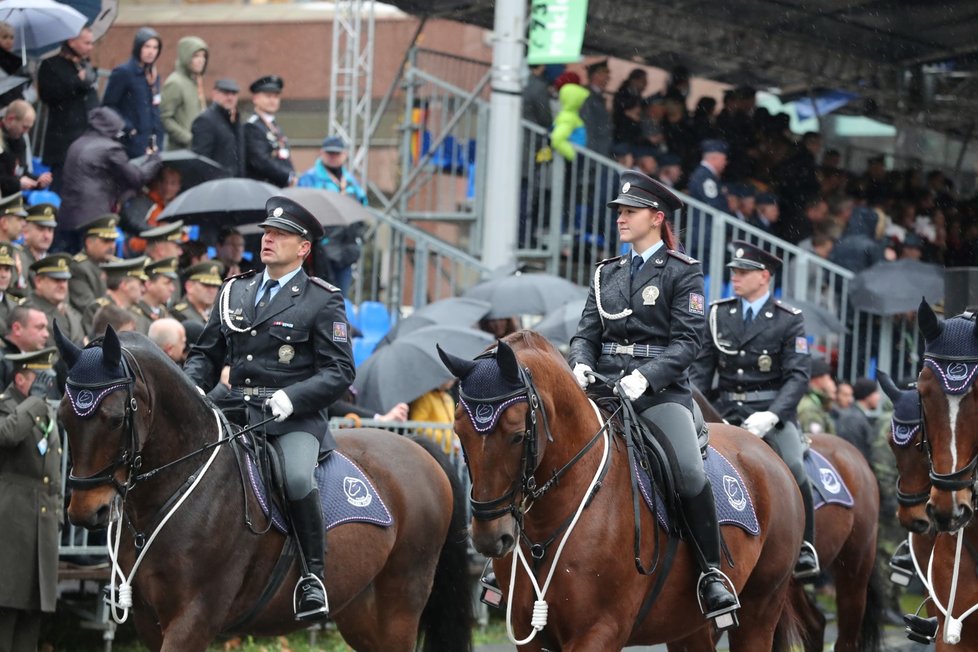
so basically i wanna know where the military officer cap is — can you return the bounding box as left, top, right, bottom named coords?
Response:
left=6, top=346, right=57, bottom=372
left=145, top=256, right=179, bottom=279
left=214, top=78, right=240, bottom=93
left=184, top=261, right=225, bottom=287
left=726, top=240, right=782, bottom=272
left=30, top=253, right=73, bottom=279
left=81, top=214, right=121, bottom=240
left=250, top=74, right=284, bottom=94
left=756, top=192, right=778, bottom=206
left=0, top=192, right=27, bottom=218
left=608, top=170, right=683, bottom=213
left=701, top=139, right=728, bottom=155
left=259, top=196, right=325, bottom=241
left=0, top=242, right=16, bottom=267
left=321, top=135, right=345, bottom=153
left=25, top=202, right=58, bottom=228
left=140, top=220, right=184, bottom=243
left=101, top=256, right=149, bottom=282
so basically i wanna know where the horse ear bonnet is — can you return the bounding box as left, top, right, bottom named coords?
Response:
left=456, top=344, right=527, bottom=434
left=63, top=326, right=131, bottom=418
left=878, top=371, right=920, bottom=447
left=921, top=312, right=978, bottom=395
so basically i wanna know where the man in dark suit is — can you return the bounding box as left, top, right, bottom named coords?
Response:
left=243, top=75, right=294, bottom=187
left=191, top=79, right=243, bottom=176
left=184, top=196, right=354, bottom=621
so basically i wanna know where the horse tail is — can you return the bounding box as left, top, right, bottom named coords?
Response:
left=859, top=568, right=884, bottom=652
left=412, top=436, right=474, bottom=652
left=772, top=580, right=806, bottom=652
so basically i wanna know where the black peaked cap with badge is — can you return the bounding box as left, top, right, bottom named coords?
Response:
left=26, top=203, right=58, bottom=228
left=259, top=196, right=324, bottom=241
left=250, top=75, right=284, bottom=94
left=726, top=240, right=782, bottom=272
left=608, top=170, right=683, bottom=213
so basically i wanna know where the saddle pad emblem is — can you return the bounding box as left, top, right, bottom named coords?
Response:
left=723, top=475, right=747, bottom=512
left=819, top=468, right=842, bottom=494
left=344, top=476, right=373, bottom=507
left=804, top=449, right=854, bottom=509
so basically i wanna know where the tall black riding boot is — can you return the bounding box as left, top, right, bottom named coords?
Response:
left=794, top=480, right=820, bottom=581
left=290, top=489, right=329, bottom=621
left=682, top=483, right=739, bottom=630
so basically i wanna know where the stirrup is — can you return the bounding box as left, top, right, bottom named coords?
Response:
left=695, top=569, right=740, bottom=631
left=793, top=541, right=820, bottom=580
left=888, top=539, right=916, bottom=587
left=293, top=573, right=330, bottom=621
left=904, top=606, right=938, bottom=645
left=478, top=559, right=503, bottom=609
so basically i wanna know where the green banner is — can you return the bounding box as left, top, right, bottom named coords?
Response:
left=527, top=0, right=589, bottom=65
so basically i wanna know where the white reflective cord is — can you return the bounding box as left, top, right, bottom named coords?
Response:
left=594, top=262, right=631, bottom=322
left=709, top=303, right=739, bottom=356
left=106, top=409, right=225, bottom=623
left=219, top=277, right=250, bottom=333
left=506, top=398, right=610, bottom=646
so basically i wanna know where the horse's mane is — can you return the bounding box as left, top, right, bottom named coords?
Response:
left=501, top=329, right=569, bottom=367
left=116, top=331, right=207, bottom=408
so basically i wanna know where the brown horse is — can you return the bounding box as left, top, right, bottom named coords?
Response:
left=54, top=326, right=473, bottom=652
left=911, top=301, right=978, bottom=648
left=438, top=331, right=805, bottom=651
left=693, top=388, right=882, bottom=652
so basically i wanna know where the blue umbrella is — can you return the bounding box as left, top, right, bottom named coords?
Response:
left=56, top=0, right=117, bottom=41
left=0, top=0, right=87, bottom=64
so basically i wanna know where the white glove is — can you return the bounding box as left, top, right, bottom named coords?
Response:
left=742, top=411, right=779, bottom=438
left=266, top=390, right=294, bottom=422
left=619, top=370, right=649, bottom=401
left=572, top=363, right=594, bottom=390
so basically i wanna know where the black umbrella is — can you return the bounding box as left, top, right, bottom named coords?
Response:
left=132, top=149, right=229, bottom=191
left=780, top=297, right=848, bottom=337
left=378, top=297, right=491, bottom=346
left=462, top=273, right=587, bottom=318
left=533, top=299, right=586, bottom=345
left=157, top=178, right=279, bottom=226
left=352, top=326, right=493, bottom=413
left=850, top=259, right=944, bottom=316
left=281, top=187, right=375, bottom=227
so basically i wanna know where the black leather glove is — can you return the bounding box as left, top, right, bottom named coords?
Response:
left=29, top=369, right=59, bottom=401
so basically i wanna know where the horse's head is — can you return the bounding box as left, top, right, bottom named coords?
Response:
left=879, top=371, right=929, bottom=533
left=438, top=332, right=573, bottom=558
left=916, top=299, right=978, bottom=532
left=55, top=323, right=150, bottom=529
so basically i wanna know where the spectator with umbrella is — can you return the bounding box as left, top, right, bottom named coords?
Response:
left=102, top=26, right=165, bottom=158
left=191, top=78, right=242, bottom=175
left=161, top=35, right=208, bottom=151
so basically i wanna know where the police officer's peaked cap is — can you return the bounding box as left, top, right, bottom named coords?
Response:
left=726, top=240, right=782, bottom=272
left=0, top=192, right=27, bottom=217
left=184, top=261, right=224, bottom=286
left=259, top=196, right=324, bottom=241
left=101, top=256, right=149, bottom=282
left=30, top=253, right=73, bottom=279
left=6, top=346, right=56, bottom=372
left=81, top=214, right=121, bottom=240
left=145, top=256, right=179, bottom=279
left=140, top=220, right=184, bottom=243
left=250, top=75, right=284, bottom=94
left=0, top=242, right=16, bottom=267
left=607, top=170, right=683, bottom=213
left=701, top=139, right=728, bottom=155
left=25, top=202, right=58, bottom=227
left=214, top=78, right=240, bottom=93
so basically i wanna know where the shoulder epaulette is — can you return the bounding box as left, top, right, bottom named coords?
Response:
left=774, top=299, right=802, bottom=315
left=173, top=302, right=188, bottom=311
left=247, top=114, right=260, bottom=124
left=15, top=297, right=25, bottom=305
left=227, top=269, right=257, bottom=281
left=666, top=250, right=698, bottom=265
left=594, top=255, right=623, bottom=266
left=0, top=393, right=7, bottom=400
left=94, top=297, right=111, bottom=307
left=711, top=296, right=737, bottom=305
left=308, top=277, right=340, bottom=292
left=72, top=253, right=88, bottom=263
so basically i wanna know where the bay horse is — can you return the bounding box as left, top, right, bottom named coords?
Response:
left=910, top=300, right=978, bottom=648
left=693, top=388, right=882, bottom=652
left=54, top=325, right=473, bottom=652
left=438, top=331, right=805, bottom=651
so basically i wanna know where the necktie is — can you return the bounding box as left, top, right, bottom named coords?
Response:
left=745, top=307, right=754, bottom=324
left=630, top=256, right=644, bottom=281
left=256, top=279, right=278, bottom=314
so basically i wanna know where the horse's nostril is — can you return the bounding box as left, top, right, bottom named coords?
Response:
left=499, top=533, right=515, bottom=553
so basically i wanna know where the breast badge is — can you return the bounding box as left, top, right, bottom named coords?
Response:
left=642, top=285, right=659, bottom=306
left=278, top=345, right=295, bottom=364
left=758, top=354, right=773, bottom=372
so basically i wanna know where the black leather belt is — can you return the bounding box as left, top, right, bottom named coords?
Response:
left=723, top=389, right=779, bottom=402
left=232, top=386, right=279, bottom=399
left=601, top=342, right=665, bottom=357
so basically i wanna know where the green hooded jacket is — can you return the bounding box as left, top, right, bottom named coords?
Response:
left=161, top=36, right=209, bottom=149
left=550, top=83, right=589, bottom=161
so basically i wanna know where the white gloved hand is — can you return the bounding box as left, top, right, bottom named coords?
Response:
left=266, top=390, right=294, bottom=422
left=572, top=363, right=594, bottom=390
left=619, top=370, right=650, bottom=401
left=742, top=410, right=779, bottom=438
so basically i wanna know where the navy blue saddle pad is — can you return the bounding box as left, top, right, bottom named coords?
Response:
left=636, top=446, right=760, bottom=535
left=804, top=448, right=854, bottom=510
left=247, top=451, right=393, bottom=533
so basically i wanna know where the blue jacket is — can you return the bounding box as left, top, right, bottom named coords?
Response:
left=102, top=27, right=165, bottom=158
left=297, top=159, right=368, bottom=205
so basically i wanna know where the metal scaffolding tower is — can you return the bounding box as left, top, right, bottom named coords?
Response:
left=329, top=0, right=376, bottom=185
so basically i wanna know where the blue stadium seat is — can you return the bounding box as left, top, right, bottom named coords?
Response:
left=344, top=299, right=358, bottom=329
left=357, top=301, right=391, bottom=339
left=352, top=336, right=380, bottom=367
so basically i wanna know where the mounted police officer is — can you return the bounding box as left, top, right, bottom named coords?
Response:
left=184, top=196, right=355, bottom=622
left=689, top=240, right=818, bottom=579
left=568, top=170, right=739, bottom=628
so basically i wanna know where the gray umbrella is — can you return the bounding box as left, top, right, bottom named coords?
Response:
left=158, top=177, right=279, bottom=226
left=281, top=187, right=375, bottom=227
left=378, top=297, right=491, bottom=346
left=533, top=299, right=586, bottom=345
left=850, top=259, right=944, bottom=316
left=352, top=326, right=494, bottom=413
left=462, top=273, right=587, bottom=318
left=780, top=297, right=848, bottom=337
left=131, top=149, right=229, bottom=190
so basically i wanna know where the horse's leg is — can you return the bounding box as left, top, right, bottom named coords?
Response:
left=332, top=586, right=422, bottom=652
left=727, top=579, right=793, bottom=652
left=790, top=584, right=825, bottom=652
left=665, top=628, right=717, bottom=651
left=832, top=558, right=874, bottom=652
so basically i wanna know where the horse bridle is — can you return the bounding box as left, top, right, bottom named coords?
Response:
left=919, top=354, right=978, bottom=499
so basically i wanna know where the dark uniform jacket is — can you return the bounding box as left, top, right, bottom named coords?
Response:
left=0, top=385, right=61, bottom=612
left=243, top=113, right=293, bottom=187
left=569, top=250, right=706, bottom=412
left=690, top=295, right=810, bottom=425
left=191, top=102, right=243, bottom=176
left=68, top=253, right=107, bottom=315
left=687, top=163, right=727, bottom=213
left=24, top=295, right=85, bottom=347
left=184, top=268, right=355, bottom=449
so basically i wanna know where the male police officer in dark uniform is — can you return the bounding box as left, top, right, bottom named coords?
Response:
left=184, top=196, right=355, bottom=621
left=244, top=75, right=294, bottom=188
left=689, top=240, right=818, bottom=579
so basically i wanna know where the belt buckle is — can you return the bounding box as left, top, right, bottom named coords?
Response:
left=729, top=392, right=746, bottom=401
left=617, top=343, right=634, bottom=355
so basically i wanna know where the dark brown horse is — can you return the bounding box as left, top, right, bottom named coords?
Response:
left=693, top=388, right=882, bottom=652
left=54, top=326, right=472, bottom=652
left=439, top=331, right=805, bottom=651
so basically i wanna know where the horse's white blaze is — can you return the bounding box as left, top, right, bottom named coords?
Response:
left=947, top=393, right=961, bottom=472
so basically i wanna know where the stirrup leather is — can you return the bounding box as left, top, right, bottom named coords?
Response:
left=293, top=573, right=330, bottom=621
left=695, top=569, right=740, bottom=631
left=793, top=540, right=821, bottom=579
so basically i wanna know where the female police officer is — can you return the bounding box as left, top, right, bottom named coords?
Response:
left=568, top=170, right=739, bottom=627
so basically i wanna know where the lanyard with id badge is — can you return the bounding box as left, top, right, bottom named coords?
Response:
left=37, top=415, right=54, bottom=456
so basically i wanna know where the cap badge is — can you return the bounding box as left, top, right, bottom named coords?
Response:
left=209, top=265, right=218, bottom=275
left=735, top=248, right=744, bottom=258
left=44, top=207, right=53, bottom=216
left=642, top=285, right=659, bottom=306
left=108, top=218, right=117, bottom=228
left=273, top=207, right=284, bottom=218
left=621, top=182, right=631, bottom=193
left=57, top=258, right=66, bottom=268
